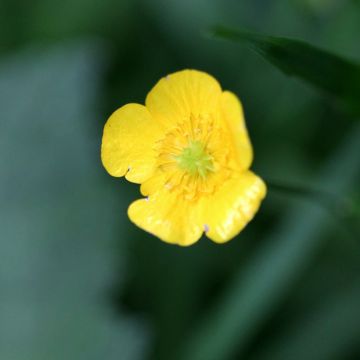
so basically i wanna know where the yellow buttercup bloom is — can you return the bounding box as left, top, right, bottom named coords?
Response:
left=101, top=69, right=266, bottom=246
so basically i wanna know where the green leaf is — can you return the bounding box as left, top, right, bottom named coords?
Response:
left=267, top=180, right=360, bottom=242
left=266, top=180, right=345, bottom=210
left=211, top=26, right=360, bottom=116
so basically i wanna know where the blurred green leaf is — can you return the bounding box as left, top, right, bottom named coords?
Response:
left=178, top=124, right=360, bottom=360
left=266, top=179, right=359, bottom=236
left=251, top=284, right=360, bottom=360
left=267, top=179, right=348, bottom=212
left=0, top=42, right=149, bottom=360
left=211, top=26, right=360, bottom=116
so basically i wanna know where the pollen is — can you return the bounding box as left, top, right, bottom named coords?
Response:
left=156, top=114, right=231, bottom=201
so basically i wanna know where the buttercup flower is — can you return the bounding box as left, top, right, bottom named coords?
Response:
left=101, top=69, right=266, bottom=246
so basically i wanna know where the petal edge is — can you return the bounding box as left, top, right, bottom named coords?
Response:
left=221, top=91, right=253, bottom=170
left=101, top=103, right=163, bottom=183
left=200, top=171, right=266, bottom=243
left=145, top=69, right=222, bottom=128
left=128, top=190, right=203, bottom=246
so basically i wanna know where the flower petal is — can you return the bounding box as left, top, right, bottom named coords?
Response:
left=145, top=69, right=222, bottom=127
left=128, top=190, right=203, bottom=246
left=140, top=170, right=165, bottom=196
left=200, top=171, right=266, bottom=243
left=101, top=104, right=163, bottom=183
left=221, top=91, right=253, bottom=170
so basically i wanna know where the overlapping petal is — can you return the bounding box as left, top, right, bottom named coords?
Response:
left=146, top=69, right=222, bottom=128
left=128, top=190, right=203, bottom=246
left=130, top=170, right=266, bottom=245
left=221, top=91, right=253, bottom=170
left=101, top=104, right=164, bottom=183
left=199, top=171, right=266, bottom=243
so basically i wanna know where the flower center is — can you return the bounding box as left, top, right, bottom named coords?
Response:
left=176, top=140, right=214, bottom=179
left=156, top=114, right=232, bottom=201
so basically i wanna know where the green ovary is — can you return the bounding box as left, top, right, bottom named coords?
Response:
left=176, top=140, right=214, bottom=178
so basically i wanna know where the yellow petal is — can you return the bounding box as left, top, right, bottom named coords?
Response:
left=101, top=104, right=163, bottom=183
left=145, top=69, right=222, bottom=127
left=199, top=171, right=266, bottom=243
left=221, top=91, right=253, bottom=170
left=140, top=169, right=165, bottom=196
left=128, top=190, right=203, bottom=246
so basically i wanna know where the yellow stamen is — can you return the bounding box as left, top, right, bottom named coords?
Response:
left=156, top=114, right=231, bottom=201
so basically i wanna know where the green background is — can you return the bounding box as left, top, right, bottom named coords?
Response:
left=0, top=0, right=359, bottom=359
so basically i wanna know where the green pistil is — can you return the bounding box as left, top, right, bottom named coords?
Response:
left=176, top=140, right=214, bottom=178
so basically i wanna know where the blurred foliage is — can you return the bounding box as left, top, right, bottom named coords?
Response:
left=0, top=43, right=149, bottom=360
left=0, top=1, right=359, bottom=360
left=212, top=26, right=360, bottom=116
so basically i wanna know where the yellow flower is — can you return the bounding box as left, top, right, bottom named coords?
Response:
left=101, top=69, right=266, bottom=246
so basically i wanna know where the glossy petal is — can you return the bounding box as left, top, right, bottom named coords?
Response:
left=101, top=104, right=163, bottom=183
left=140, top=170, right=165, bottom=196
left=221, top=91, right=253, bottom=170
left=199, top=171, right=266, bottom=243
left=145, top=69, right=222, bottom=127
left=128, top=190, right=203, bottom=246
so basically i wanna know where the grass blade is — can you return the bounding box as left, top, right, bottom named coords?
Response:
left=212, top=26, right=360, bottom=116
